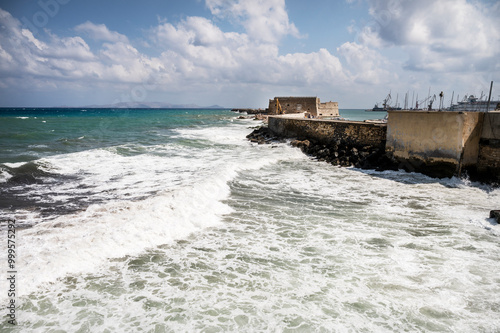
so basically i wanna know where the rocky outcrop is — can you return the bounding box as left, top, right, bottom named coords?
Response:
left=246, top=126, right=278, bottom=144
left=290, top=138, right=398, bottom=171
left=232, top=108, right=269, bottom=115
left=247, top=126, right=398, bottom=171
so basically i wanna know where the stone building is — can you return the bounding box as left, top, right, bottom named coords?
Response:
left=268, top=97, right=339, bottom=117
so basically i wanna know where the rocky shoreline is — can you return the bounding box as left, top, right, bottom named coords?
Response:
left=247, top=126, right=398, bottom=171
left=231, top=108, right=269, bottom=115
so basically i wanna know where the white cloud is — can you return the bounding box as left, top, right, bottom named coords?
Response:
left=75, top=21, right=129, bottom=43
left=0, top=9, right=95, bottom=80
left=337, top=41, right=395, bottom=84
left=45, top=34, right=95, bottom=62
left=359, top=0, right=500, bottom=73
left=21, top=29, right=46, bottom=50
left=206, top=0, right=301, bottom=43
left=152, top=16, right=347, bottom=89
left=0, top=4, right=349, bottom=104
left=0, top=8, right=167, bottom=87
left=278, top=49, right=346, bottom=85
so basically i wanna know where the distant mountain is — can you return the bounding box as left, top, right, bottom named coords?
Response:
left=83, top=102, right=226, bottom=109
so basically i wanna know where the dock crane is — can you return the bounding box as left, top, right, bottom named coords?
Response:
left=427, top=95, right=436, bottom=110
left=382, top=92, right=392, bottom=110
left=416, top=94, right=436, bottom=110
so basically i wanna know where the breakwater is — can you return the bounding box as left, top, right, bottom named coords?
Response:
left=250, top=117, right=397, bottom=170
left=268, top=116, right=386, bottom=147
left=254, top=112, right=500, bottom=184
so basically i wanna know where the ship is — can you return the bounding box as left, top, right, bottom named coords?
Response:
left=448, top=95, right=500, bottom=112
left=369, top=103, right=388, bottom=112
left=366, top=91, right=402, bottom=112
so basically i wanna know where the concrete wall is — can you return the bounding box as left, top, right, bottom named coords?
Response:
left=386, top=111, right=483, bottom=177
left=481, top=111, right=500, bottom=140
left=268, top=116, right=386, bottom=148
left=477, top=112, right=500, bottom=183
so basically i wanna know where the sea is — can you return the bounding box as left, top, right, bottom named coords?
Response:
left=0, top=108, right=499, bottom=332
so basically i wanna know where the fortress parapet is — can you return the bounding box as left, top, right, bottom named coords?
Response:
left=268, top=97, right=339, bottom=118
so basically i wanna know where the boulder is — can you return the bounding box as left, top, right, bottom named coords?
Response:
left=490, top=210, right=500, bottom=223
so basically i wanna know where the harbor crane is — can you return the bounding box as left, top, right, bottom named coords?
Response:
left=428, top=95, right=436, bottom=110
left=382, top=92, right=392, bottom=109
left=416, top=94, right=436, bottom=110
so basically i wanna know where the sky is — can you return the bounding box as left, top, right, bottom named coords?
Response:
left=0, top=0, right=499, bottom=108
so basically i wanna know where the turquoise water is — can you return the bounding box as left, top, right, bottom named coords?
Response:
left=0, top=108, right=499, bottom=332
left=0, top=108, right=231, bottom=163
left=340, top=108, right=387, bottom=121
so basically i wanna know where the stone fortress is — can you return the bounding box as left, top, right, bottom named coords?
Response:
left=268, top=97, right=339, bottom=117
left=257, top=96, right=500, bottom=184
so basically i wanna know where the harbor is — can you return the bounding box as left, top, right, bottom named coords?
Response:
left=245, top=87, right=500, bottom=185
left=367, top=83, right=500, bottom=112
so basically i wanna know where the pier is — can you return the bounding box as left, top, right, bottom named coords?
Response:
left=266, top=111, right=500, bottom=184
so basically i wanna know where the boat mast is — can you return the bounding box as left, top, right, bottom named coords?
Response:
left=478, top=92, right=484, bottom=111
left=487, top=81, right=493, bottom=112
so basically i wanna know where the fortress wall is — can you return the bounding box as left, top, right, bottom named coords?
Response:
left=268, top=116, right=386, bottom=148
left=318, top=101, right=339, bottom=117
left=268, top=97, right=318, bottom=115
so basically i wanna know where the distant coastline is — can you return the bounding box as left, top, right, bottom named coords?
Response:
left=0, top=102, right=227, bottom=109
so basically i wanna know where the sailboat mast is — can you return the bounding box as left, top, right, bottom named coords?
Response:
left=487, top=81, right=493, bottom=112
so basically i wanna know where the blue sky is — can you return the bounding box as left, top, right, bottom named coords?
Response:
left=0, top=0, right=499, bottom=108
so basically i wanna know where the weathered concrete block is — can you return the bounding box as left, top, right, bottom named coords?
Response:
left=386, top=111, right=483, bottom=178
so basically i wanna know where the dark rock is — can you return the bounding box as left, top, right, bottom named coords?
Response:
left=246, top=126, right=278, bottom=145
left=318, top=148, right=330, bottom=157
left=248, top=126, right=401, bottom=174
left=489, top=210, right=500, bottom=223
left=8, top=174, right=39, bottom=185
left=232, top=108, right=269, bottom=115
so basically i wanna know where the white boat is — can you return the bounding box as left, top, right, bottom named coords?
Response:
left=448, top=95, right=500, bottom=112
